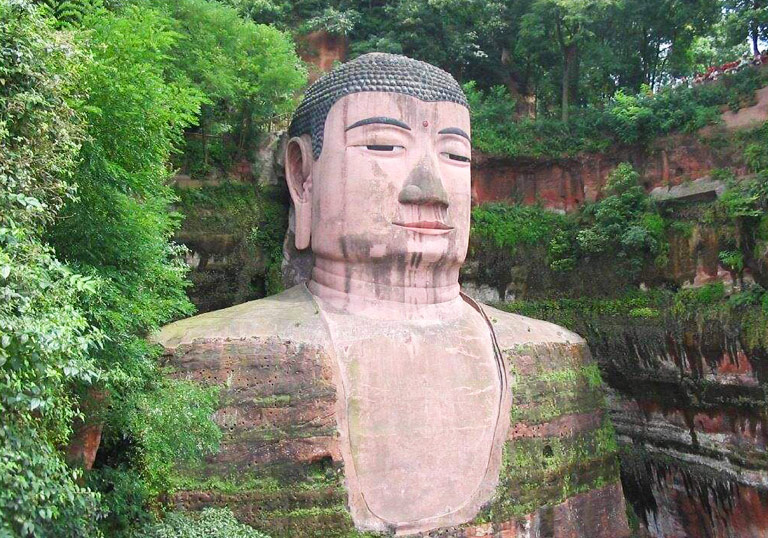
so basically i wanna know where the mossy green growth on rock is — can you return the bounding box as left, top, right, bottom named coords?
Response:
left=500, top=285, right=768, bottom=405
left=171, top=459, right=379, bottom=538
left=477, top=418, right=620, bottom=523
left=502, top=285, right=768, bottom=357
left=509, top=362, right=606, bottom=425
left=173, top=182, right=288, bottom=312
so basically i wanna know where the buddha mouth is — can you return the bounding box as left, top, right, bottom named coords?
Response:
left=392, top=220, right=454, bottom=235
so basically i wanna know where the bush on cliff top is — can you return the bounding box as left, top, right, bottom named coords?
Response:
left=467, top=66, right=768, bottom=159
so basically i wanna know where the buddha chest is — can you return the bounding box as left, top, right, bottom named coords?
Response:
left=319, top=300, right=506, bottom=532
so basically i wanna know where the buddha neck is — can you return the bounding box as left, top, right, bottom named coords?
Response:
left=308, top=257, right=462, bottom=319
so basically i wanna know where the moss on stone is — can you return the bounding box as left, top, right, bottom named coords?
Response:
left=172, top=459, right=381, bottom=537
left=509, top=363, right=607, bottom=426
left=477, top=418, right=621, bottom=523
left=172, top=182, right=288, bottom=311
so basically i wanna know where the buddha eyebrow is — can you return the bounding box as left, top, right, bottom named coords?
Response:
left=345, top=117, right=411, bottom=131
left=438, top=127, right=471, bottom=141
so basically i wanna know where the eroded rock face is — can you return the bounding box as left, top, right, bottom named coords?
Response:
left=297, top=30, right=347, bottom=82
left=471, top=131, right=751, bottom=212
left=588, top=317, right=768, bottom=538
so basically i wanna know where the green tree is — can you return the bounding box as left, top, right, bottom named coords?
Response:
left=36, top=0, right=107, bottom=27
left=0, top=1, right=103, bottom=534
left=550, top=163, right=668, bottom=278
left=522, top=0, right=617, bottom=122
left=153, top=0, right=306, bottom=171
left=724, top=0, right=768, bottom=55
left=3, top=0, right=303, bottom=535
left=605, top=0, right=721, bottom=91
left=45, top=4, right=222, bottom=532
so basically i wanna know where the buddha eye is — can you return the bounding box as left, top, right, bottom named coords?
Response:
left=442, top=152, right=470, bottom=163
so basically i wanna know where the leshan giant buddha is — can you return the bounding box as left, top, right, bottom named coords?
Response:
left=156, top=54, right=629, bottom=537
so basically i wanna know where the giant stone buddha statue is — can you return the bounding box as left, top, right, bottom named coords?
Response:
left=156, top=53, right=630, bottom=537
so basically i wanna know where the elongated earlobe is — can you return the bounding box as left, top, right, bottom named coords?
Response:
left=285, top=136, right=313, bottom=250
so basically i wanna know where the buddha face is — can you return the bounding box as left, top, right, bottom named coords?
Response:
left=287, top=91, right=472, bottom=275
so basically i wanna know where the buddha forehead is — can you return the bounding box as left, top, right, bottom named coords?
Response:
left=288, top=53, right=469, bottom=159
left=326, top=92, right=470, bottom=134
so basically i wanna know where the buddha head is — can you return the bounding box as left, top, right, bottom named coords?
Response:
left=285, top=54, right=471, bottom=305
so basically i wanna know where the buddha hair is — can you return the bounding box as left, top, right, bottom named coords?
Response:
left=288, top=53, right=469, bottom=159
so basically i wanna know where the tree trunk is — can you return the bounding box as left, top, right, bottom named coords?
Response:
left=562, top=44, right=577, bottom=123
left=239, top=102, right=251, bottom=153
left=752, top=0, right=761, bottom=55
left=502, top=48, right=537, bottom=119
left=571, top=51, right=581, bottom=108
left=751, top=24, right=760, bottom=56
left=202, top=110, right=209, bottom=169
left=504, top=75, right=536, bottom=119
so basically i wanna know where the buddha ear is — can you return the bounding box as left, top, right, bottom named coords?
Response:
left=285, top=135, right=313, bottom=250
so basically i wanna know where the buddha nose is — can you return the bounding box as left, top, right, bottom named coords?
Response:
left=398, top=157, right=449, bottom=207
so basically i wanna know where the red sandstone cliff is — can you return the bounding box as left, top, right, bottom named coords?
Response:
left=471, top=86, right=768, bottom=212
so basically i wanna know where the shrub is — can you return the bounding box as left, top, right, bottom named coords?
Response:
left=466, top=66, right=768, bottom=159
left=550, top=163, right=669, bottom=279
left=468, top=203, right=566, bottom=297
left=146, top=508, right=270, bottom=538
left=471, top=203, right=565, bottom=253
left=0, top=2, right=106, bottom=534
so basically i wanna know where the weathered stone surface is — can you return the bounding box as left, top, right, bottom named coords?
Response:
left=297, top=31, right=347, bottom=82
left=155, top=288, right=628, bottom=537
left=461, top=282, right=503, bottom=304
left=621, top=447, right=768, bottom=538
left=471, top=338, right=626, bottom=534
left=649, top=176, right=726, bottom=203
left=587, top=316, right=768, bottom=537
left=65, top=389, right=105, bottom=470
left=471, top=131, right=750, bottom=211
left=720, top=85, right=768, bottom=130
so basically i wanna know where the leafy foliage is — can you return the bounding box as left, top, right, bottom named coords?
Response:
left=1, top=422, right=104, bottom=537
left=723, top=0, right=768, bottom=54
left=502, top=282, right=768, bottom=354
left=468, top=164, right=671, bottom=298
left=302, top=6, right=360, bottom=36
left=145, top=508, right=269, bottom=538
left=156, top=0, right=306, bottom=176
left=472, top=203, right=565, bottom=253
left=36, top=5, right=229, bottom=534
left=37, top=0, right=108, bottom=28
left=468, top=65, right=768, bottom=158
left=229, top=0, right=736, bottom=127
left=0, top=0, right=300, bottom=535
left=0, top=2, right=104, bottom=534
left=550, top=164, right=668, bottom=276
left=113, top=380, right=221, bottom=497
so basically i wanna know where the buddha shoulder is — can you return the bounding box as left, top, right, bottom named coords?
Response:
left=479, top=303, right=585, bottom=348
left=151, top=285, right=327, bottom=352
